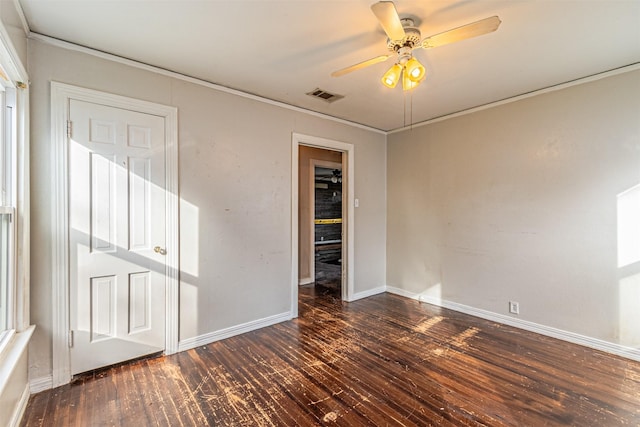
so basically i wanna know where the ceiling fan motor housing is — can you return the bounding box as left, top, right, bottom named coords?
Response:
left=396, top=46, right=413, bottom=64
left=387, top=23, right=422, bottom=51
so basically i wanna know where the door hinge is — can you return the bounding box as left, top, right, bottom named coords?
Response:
left=66, top=120, right=72, bottom=139
left=68, top=330, right=74, bottom=348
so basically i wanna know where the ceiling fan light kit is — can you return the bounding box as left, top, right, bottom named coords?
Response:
left=402, top=67, right=420, bottom=91
left=332, top=1, right=501, bottom=91
left=405, top=57, right=426, bottom=82
left=381, top=57, right=426, bottom=91
left=381, top=44, right=427, bottom=90
left=381, top=63, right=403, bottom=88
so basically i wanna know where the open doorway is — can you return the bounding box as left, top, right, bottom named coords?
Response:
left=312, top=162, right=343, bottom=294
left=291, top=133, right=355, bottom=317
left=297, top=146, right=342, bottom=293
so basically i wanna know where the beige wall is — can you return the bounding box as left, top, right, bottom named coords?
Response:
left=28, top=38, right=387, bottom=380
left=0, top=0, right=27, bottom=67
left=298, top=146, right=342, bottom=282
left=388, top=69, right=640, bottom=346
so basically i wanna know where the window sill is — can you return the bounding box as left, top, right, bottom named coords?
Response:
left=0, top=325, right=34, bottom=398
left=0, top=329, right=16, bottom=358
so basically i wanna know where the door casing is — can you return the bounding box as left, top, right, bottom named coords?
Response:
left=291, top=133, right=355, bottom=316
left=50, top=82, right=179, bottom=387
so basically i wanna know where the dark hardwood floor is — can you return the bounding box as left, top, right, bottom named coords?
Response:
left=23, top=286, right=640, bottom=426
left=313, top=259, right=341, bottom=290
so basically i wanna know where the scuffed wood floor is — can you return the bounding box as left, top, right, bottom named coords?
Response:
left=22, top=285, right=640, bottom=426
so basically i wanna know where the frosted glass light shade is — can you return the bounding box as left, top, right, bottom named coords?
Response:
left=381, top=63, right=402, bottom=88
left=402, top=69, right=420, bottom=90
left=405, top=57, right=426, bottom=82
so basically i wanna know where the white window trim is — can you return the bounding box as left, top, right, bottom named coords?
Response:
left=0, top=205, right=16, bottom=336
left=0, top=17, right=29, bottom=356
left=0, top=15, right=31, bottom=426
left=0, top=328, right=14, bottom=356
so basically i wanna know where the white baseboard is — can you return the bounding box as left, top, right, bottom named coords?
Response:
left=30, top=312, right=292, bottom=392
left=299, top=277, right=313, bottom=285
left=178, top=311, right=292, bottom=352
left=29, top=375, right=53, bottom=394
left=349, top=285, right=386, bottom=302
left=31, top=313, right=293, bottom=391
left=385, top=286, right=640, bottom=362
left=9, top=383, right=30, bottom=427
left=384, top=286, right=419, bottom=300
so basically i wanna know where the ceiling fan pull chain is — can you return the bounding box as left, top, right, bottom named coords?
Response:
left=403, top=87, right=407, bottom=127
left=410, top=89, right=414, bottom=131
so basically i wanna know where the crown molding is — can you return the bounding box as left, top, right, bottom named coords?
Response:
left=389, top=62, right=640, bottom=134
left=28, top=32, right=386, bottom=135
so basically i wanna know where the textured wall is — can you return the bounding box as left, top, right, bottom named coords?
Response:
left=388, top=69, right=640, bottom=346
left=28, top=39, right=387, bottom=380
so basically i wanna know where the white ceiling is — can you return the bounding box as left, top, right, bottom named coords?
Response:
left=18, top=0, right=640, bottom=132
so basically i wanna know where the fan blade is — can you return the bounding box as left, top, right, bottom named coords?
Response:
left=371, top=1, right=406, bottom=41
left=331, top=55, right=392, bottom=77
left=421, top=16, right=501, bottom=49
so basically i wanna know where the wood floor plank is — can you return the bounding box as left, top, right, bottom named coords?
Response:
left=21, top=286, right=640, bottom=426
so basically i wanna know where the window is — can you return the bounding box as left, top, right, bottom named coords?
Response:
left=0, top=85, right=16, bottom=337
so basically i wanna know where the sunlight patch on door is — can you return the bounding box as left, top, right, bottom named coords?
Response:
left=129, top=157, right=151, bottom=251
left=91, top=153, right=117, bottom=253
left=91, top=275, right=116, bottom=342
left=129, top=272, right=151, bottom=334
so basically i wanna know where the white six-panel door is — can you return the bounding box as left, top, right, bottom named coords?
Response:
left=68, top=99, right=167, bottom=375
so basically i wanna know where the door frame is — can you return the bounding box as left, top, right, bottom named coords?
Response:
left=308, top=159, right=343, bottom=285
left=50, top=82, right=179, bottom=387
left=291, top=133, right=354, bottom=316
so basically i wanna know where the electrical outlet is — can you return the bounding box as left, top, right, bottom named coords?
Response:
left=509, top=301, right=520, bottom=315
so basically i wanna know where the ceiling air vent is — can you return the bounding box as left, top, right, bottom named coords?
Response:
left=306, top=88, right=344, bottom=103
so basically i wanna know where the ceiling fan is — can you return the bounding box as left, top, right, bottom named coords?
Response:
left=332, top=1, right=501, bottom=90
left=315, top=168, right=342, bottom=184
